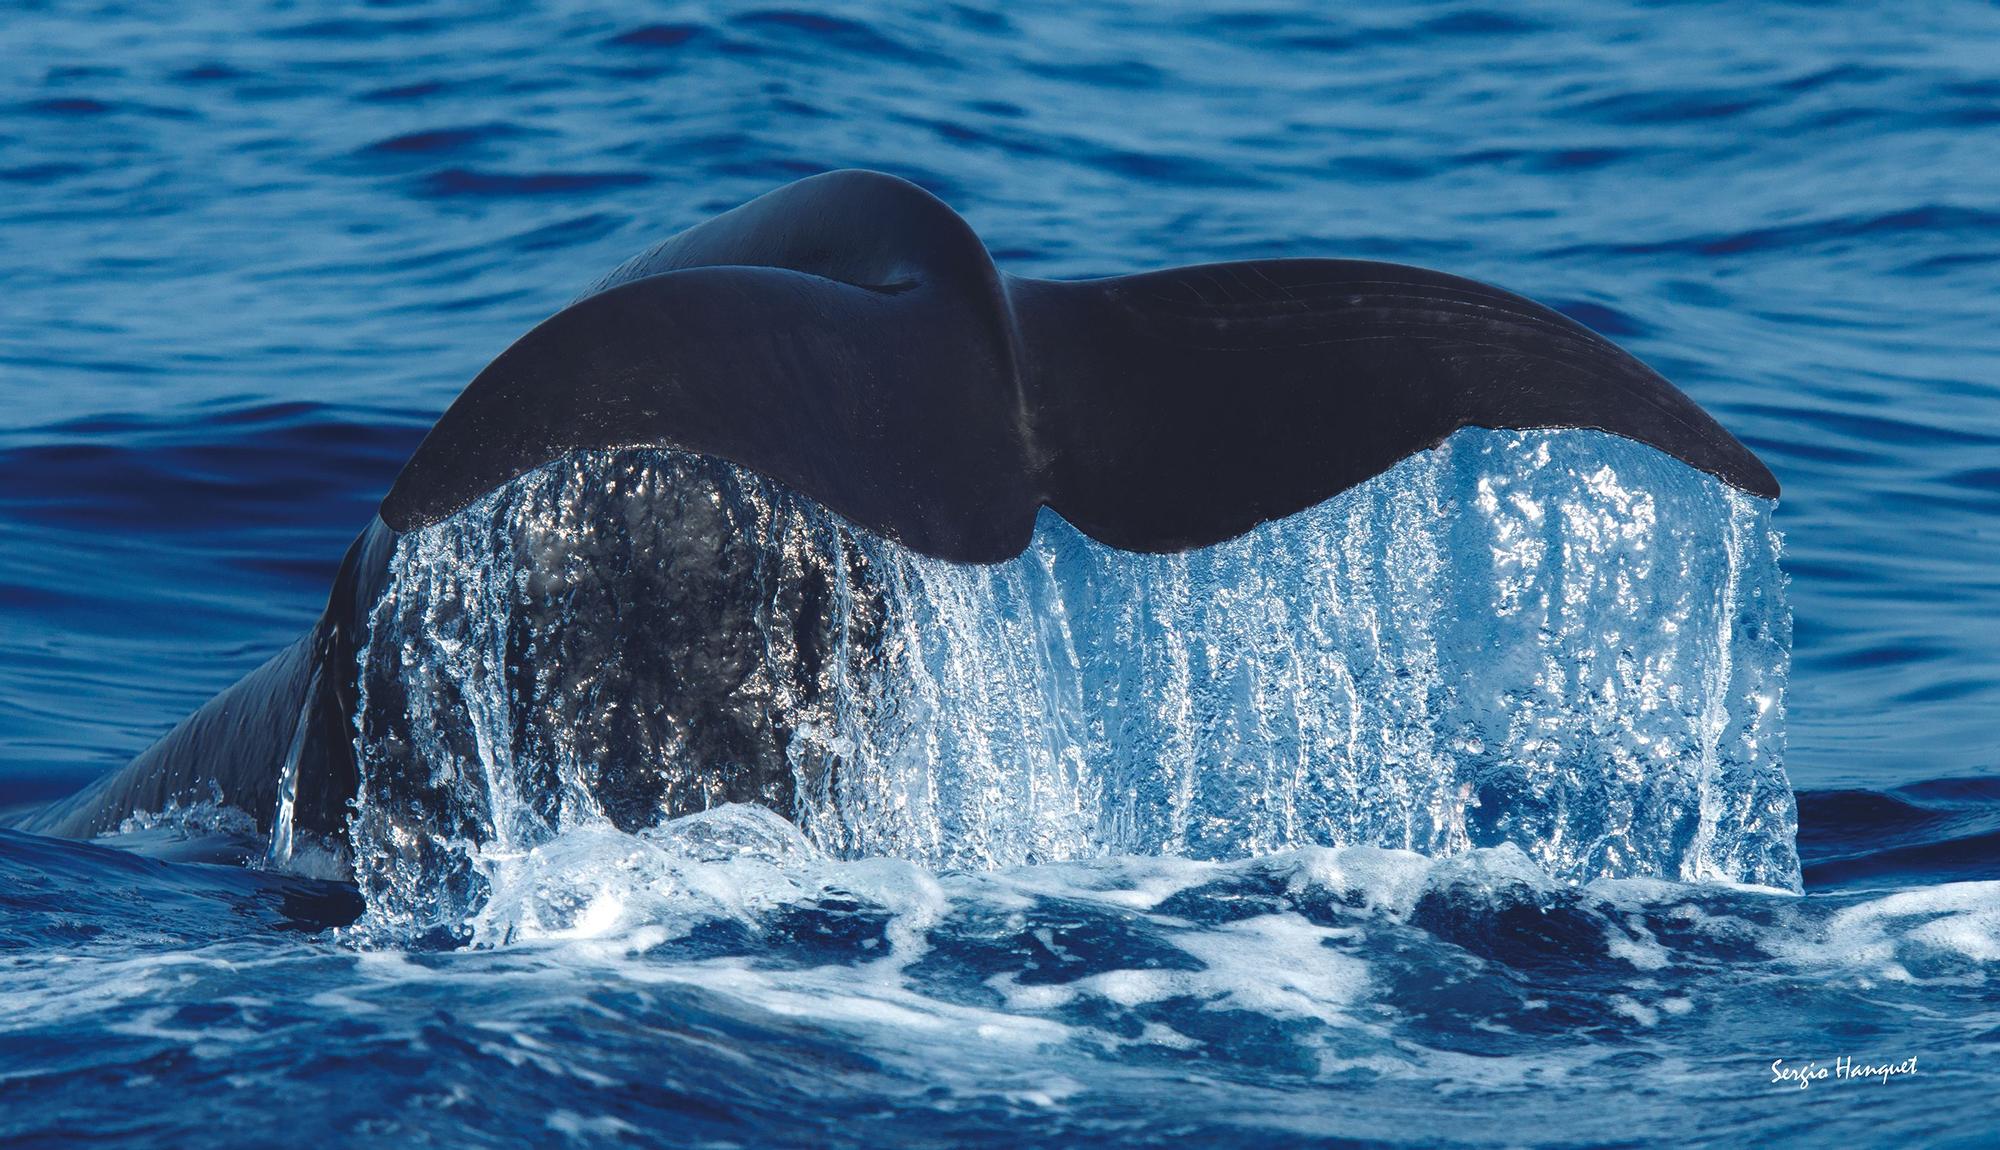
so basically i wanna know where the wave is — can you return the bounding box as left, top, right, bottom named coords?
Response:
left=9, top=805, right=1994, bottom=1146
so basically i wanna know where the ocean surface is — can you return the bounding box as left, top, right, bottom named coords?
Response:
left=2, top=2, right=1997, bottom=1146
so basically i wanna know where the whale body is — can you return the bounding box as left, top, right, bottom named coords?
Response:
left=20, top=170, right=1777, bottom=857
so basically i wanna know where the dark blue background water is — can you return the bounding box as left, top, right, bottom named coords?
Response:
left=2, top=3, right=1997, bottom=1147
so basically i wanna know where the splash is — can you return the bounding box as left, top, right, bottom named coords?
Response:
left=346, top=429, right=1794, bottom=940
left=114, top=783, right=259, bottom=841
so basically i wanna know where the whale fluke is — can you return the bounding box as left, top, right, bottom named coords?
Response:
left=381, top=169, right=1774, bottom=562
left=21, top=169, right=1778, bottom=852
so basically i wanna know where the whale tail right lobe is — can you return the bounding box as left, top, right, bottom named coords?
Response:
left=1011, top=257, right=1776, bottom=553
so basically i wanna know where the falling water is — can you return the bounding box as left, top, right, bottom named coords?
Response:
left=347, top=429, right=1793, bottom=941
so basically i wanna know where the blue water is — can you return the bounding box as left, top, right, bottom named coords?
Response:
left=2, top=2, right=1997, bottom=1146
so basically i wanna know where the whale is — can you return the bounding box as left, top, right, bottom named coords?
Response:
left=18, top=169, right=1777, bottom=856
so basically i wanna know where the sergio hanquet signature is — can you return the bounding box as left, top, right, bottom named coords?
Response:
left=1771, top=1056, right=1919, bottom=1089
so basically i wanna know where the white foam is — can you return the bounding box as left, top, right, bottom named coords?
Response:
left=1609, top=995, right=1659, bottom=1027
left=1778, top=880, right=2000, bottom=976
left=1605, top=915, right=1673, bottom=971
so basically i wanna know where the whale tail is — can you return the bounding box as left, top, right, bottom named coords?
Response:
left=381, top=169, right=1774, bottom=562
left=29, top=169, right=1778, bottom=850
